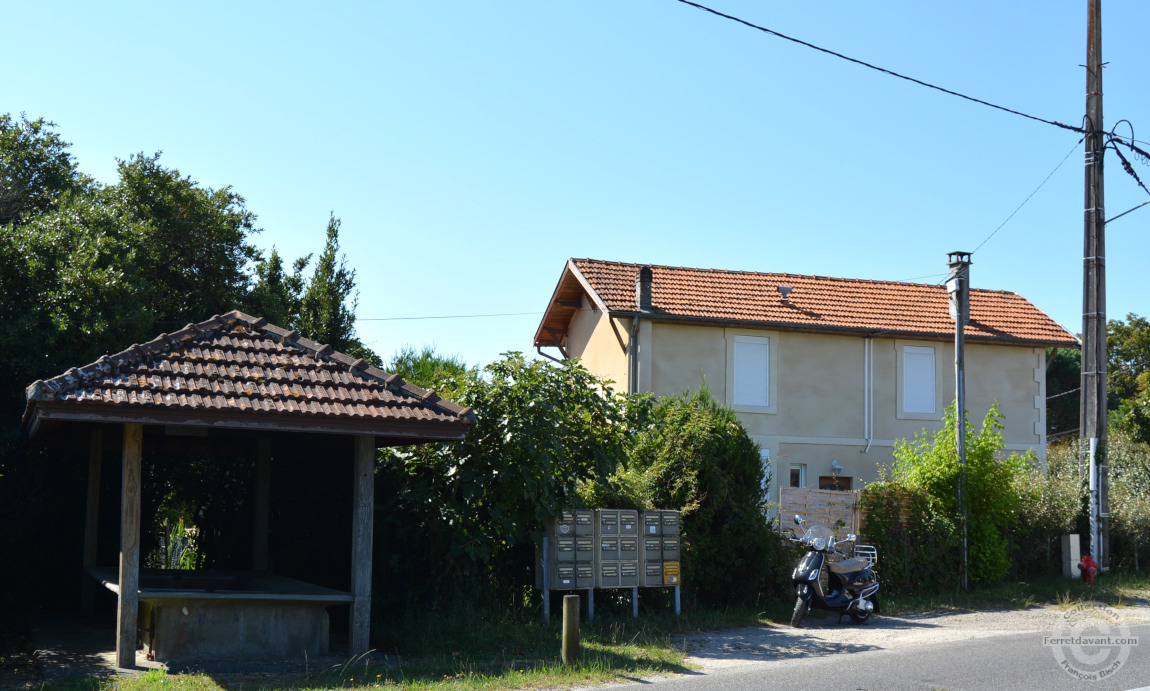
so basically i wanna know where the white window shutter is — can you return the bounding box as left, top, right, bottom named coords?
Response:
left=734, top=337, right=769, bottom=407
left=903, top=346, right=936, bottom=413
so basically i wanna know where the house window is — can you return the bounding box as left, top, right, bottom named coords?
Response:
left=789, top=464, right=806, bottom=488
left=818, top=476, right=853, bottom=491
left=902, top=346, right=936, bottom=414
left=734, top=336, right=770, bottom=408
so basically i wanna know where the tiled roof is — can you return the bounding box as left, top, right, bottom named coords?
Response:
left=24, top=310, right=476, bottom=440
left=535, top=258, right=1078, bottom=348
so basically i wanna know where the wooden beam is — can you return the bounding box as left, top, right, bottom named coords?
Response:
left=252, top=438, right=272, bottom=571
left=82, top=427, right=103, bottom=614
left=349, top=434, right=376, bottom=656
left=116, top=423, right=142, bottom=668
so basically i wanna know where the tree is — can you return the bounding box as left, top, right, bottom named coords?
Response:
left=1108, top=313, right=1150, bottom=443
left=296, top=214, right=377, bottom=363
left=244, top=248, right=308, bottom=329
left=112, top=153, right=259, bottom=325
left=0, top=114, right=87, bottom=226
left=387, top=345, right=472, bottom=392
left=1046, top=346, right=1080, bottom=439
left=376, top=354, right=632, bottom=608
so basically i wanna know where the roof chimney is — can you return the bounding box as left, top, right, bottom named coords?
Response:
left=636, top=266, right=653, bottom=312
left=777, top=285, right=793, bottom=301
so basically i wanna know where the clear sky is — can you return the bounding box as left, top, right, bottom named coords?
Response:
left=6, top=1, right=1149, bottom=368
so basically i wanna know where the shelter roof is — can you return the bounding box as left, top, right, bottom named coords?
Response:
left=535, top=258, right=1079, bottom=349
left=23, top=310, right=476, bottom=443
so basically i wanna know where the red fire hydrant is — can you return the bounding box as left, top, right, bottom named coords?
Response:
left=1078, top=554, right=1098, bottom=585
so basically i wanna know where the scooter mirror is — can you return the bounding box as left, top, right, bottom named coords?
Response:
left=847, top=533, right=857, bottom=541
left=794, top=514, right=803, bottom=525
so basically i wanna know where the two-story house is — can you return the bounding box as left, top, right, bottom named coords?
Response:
left=534, top=258, right=1079, bottom=498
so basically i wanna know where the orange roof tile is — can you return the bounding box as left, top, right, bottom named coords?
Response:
left=535, top=259, right=1078, bottom=348
left=24, top=310, right=476, bottom=441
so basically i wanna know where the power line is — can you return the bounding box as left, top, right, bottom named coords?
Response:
left=674, top=0, right=1085, bottom=134
left=970, top=137, right=1083, bottom=255
left=357, top=311, right=541, bottom=322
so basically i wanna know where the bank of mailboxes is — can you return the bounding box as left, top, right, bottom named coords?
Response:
left=544, top=509, right=680, bottom=589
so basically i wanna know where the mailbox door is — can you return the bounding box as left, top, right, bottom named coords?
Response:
left=620, top=510, right=639, bottom=535
left=576, top=564, right=595, bottom=589
left=620, top=561, right=639, bottom=588
left=599, top=537, right=619, bottom=561
left=663, top=561, right=681, bottom=586
left=661, top=535, right=681, bottom=561
left=642, top=561, right=663, bottom=588
left=661, top=510, right=680, bottom=536
left=575, top=509, right=595, bottom=535
left=576, top=536, right=594, bottom=562
left=644, top=537, right=662, bottom=561
left=597, top=509, right=619, bottom=537
left=642, top=512, right=661, bottom=536
left=556, top=536, right=576, bottom=562
left=619, top=537, right=638, bottom=558
left=554, top=565, right=576, bottom=589
left=598, top=562, right=620, bottom=589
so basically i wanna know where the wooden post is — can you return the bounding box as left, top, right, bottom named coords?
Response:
left=561, top=594, right=579, bottom=665
left=82, top=427, right=103, bottom=614
left=252, top=438, right=272, bottom=571
left=116, top=423, right=142, bottom=668
left=349, top=434, right=375, bottom=656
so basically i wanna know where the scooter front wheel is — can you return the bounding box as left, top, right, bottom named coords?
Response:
left=790, top=595, right=809, bottom=628
left=849, top=596, right=875, bottom=624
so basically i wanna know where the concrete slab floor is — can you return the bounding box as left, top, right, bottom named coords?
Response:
left=29, top=614, right=372, bottom=681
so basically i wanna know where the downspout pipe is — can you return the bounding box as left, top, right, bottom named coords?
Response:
left=861, top=336, right=872, bottom=454
left=537, top=346, right=564, bottom=364
left=628, top=316, right=639, bottom=395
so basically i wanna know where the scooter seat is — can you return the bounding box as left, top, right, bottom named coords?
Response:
left=828, top=557, right=871, bottom=574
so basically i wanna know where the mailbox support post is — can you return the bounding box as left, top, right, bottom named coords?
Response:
left=541, top=537, right=550, bottom=625
left=587, top=589, right=594, bottom=622
left=632, top=586, right=639, bottom=618
left=674, top=586, right=681, bottom=616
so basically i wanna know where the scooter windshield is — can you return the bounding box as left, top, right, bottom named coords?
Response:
left=805, top=524, right=837, bottom=551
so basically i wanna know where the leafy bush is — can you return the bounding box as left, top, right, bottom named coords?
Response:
left=606, top=388, right=788, bottom=607
left=859, top=482, right=959, bottom=593
left=891, top=402, right=1035, bottom=586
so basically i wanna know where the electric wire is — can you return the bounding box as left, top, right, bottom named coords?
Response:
left=674, top=0, right=1085, bottom=134
left=969, top=137, right=1084, bottom=255
left=357, top=311, right=541, bottom=322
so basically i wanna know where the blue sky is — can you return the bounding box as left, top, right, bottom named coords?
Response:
left=6, top=1, right=1149, bottom=368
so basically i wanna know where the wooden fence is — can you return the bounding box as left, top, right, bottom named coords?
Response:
left=778, top=486, right=861, bottom=534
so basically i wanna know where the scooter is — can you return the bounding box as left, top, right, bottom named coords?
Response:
left=787, top=514, right=880, bottom=627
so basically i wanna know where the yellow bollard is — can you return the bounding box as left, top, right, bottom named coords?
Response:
left=561, top=594, right=580, bottom=665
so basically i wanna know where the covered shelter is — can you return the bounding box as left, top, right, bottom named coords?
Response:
left=22, top=310, right=476, bottom=667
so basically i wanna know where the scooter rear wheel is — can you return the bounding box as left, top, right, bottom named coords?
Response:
left=790, top=595, right=809, bottom=628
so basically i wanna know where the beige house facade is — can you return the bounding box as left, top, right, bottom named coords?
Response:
left=535, top=259, right=1079, bottom=501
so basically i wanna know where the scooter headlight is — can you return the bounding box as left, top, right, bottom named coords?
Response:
left=812, top=537, right=827, bottom=551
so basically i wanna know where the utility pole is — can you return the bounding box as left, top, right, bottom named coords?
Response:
left=1081, top=0, right=1109, bottom=570
left=947, top=251, right=971, bottom=592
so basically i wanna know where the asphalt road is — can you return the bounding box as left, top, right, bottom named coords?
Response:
left=606, top=623, right=1150, bottom=691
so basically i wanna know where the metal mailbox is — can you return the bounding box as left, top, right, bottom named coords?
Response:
left=660, top=511, right=680, bottom=535
left=643, top=512, right=661, bottom=536
left=575, top=509, right=595, bottom=535
left=555, top=564, right=576, bottom=589
left=576, top=564, right=595, bottom=589
left=619, top=536, right=638, bottom=556
left=644, top=537, right=662, bottom=560
left=599, top=537, right=618, bottom=560
left=663, top=561, right=681, bottom=586
left=575, top=536, right=594, bottom=562
left=556, top=536, right=575, bottom=562
left=597, top=509, right=619, bottom=536
left=598, top=562, right=620, bottom=588
left=661, top=535, right=681, bottom=561
left=620, top=510, right=639, bottom=535
left=642, top=561, right=663, bottom=588
left=620, top=561, right=639, bottom=588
